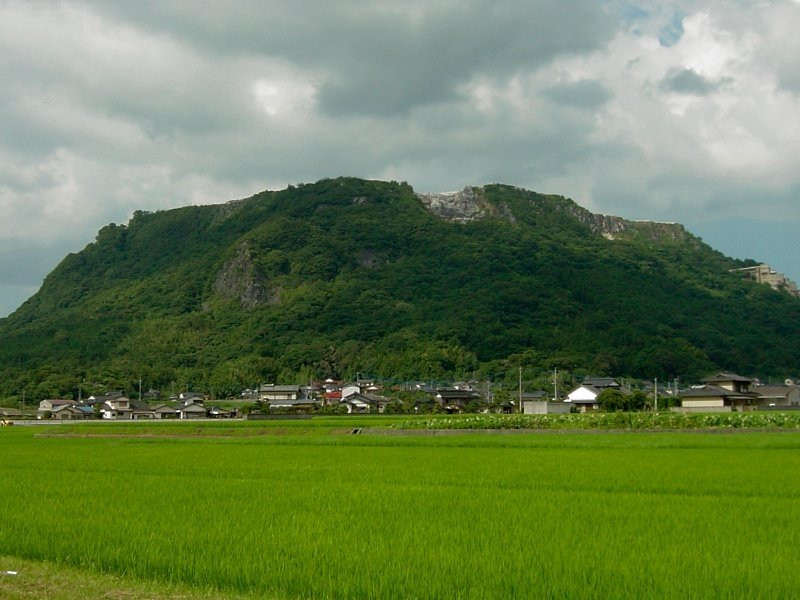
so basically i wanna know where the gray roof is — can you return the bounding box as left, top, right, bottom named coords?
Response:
left=260, top=385, right=300, bottom=392
left=754, top=386, right=797, bottom=399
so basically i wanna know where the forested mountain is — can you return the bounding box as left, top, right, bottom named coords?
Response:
left=1, top=177, right=799, bottom=400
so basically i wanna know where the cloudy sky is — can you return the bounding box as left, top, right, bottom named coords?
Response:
left=2, top=0, right=800, bottom=316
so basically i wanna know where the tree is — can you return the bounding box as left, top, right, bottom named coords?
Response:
left=597, top=389, right=626, bottom=412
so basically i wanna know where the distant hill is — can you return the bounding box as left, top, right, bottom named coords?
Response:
left=1, top=177, right=798, bottom=400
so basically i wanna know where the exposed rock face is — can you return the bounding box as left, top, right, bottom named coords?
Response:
left=418, top=185, right=692, bottom=244
left=416, top=187, right=487, bottom=222
left=416, top=186, right=515, bottom=224
left=571, top=208, right=692, bottom=243
left=214, top=242, right=278, bottom=308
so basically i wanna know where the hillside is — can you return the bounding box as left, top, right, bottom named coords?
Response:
left=1, top=177, right=799, bottom=400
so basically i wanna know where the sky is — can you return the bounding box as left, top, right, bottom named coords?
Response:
left=2, top=0, right=799, bottom=317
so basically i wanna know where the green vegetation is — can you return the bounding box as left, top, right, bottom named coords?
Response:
left=2, top=423, right=800, bottom=598
left=390, top=411, right=800, bottom=430
left=1, top=177, right=799, bottom=402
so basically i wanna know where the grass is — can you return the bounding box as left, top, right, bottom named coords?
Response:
left=2, top=423, right=800, bottom=598
left=0, top=554, right=250, bottom=599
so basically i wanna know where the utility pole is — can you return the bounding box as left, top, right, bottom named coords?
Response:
left=518, top=366, right=523, bottom=414
left=654, top=377, right=658, bottom=413
left=553, top=368, right=558, bottom=401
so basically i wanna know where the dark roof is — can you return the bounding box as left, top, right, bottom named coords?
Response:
left=521, top=391, right=548, bottom=399
left=43, top=399, right=72, bottom=406
left=702, top=372, right=752, bottom=384
left=680, top=385, right=757, bottom=398
left=582, top=377, right=620, bottom=388
left=345, top=393, right=389, bottom=405
left=436, top=389, right=483, bottom=400
left=259, top=385, right=300, bottom=392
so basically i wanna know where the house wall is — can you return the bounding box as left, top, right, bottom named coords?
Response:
left=566, top=387, right=598, bottom=402
left=682, top=399, right=725, bottom=409
left=672, top=406, right=732, bottom=413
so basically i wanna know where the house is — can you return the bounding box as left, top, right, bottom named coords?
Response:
left=564, top=385, right=602, bottom=412
left=435, top=389, right=484, bottom=413
left=102, top=396, right=132, bottom=420
left=38, top=399, right=72, bottom=417
left=678, top=373, right=759, bottom=412
left=342, top=395, right=370, bottom=413
left=179, top=403, right=208, bottom=419
left=209, top=406, right=236, bottom=418
left=178, top=392, right=206, bottom=405
left=259, top=384, right=301, bottom=402
left=324, top=390, right=342, bottom=403
left=753, top=385, right=800, bottom=409
left=152, top=404, right=179, bottom=419
left=341, top=383, right=363, bottom=399
left=0, top=408, right=26, bottom=420
left=51, top=404, right=87, bottom=420
left=341, top=392, right=391, bottom=414
left=130, top=401, right=155, bottom=420
left=702, top=373, right=754, bottom=394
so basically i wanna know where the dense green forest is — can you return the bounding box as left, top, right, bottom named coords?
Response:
left=1, top=177, right=799, bottom=402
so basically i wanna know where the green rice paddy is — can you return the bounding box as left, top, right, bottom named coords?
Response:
left=2, top=420, right=800, bottom=598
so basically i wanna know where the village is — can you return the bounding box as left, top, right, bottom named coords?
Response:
left=8, top=371, right=799, bottom=422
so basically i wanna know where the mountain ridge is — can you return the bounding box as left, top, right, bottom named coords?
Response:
left=1, top=177, right=798, bottom=400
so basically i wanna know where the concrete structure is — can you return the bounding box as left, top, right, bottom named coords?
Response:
left=523, top=401, right=571, bottom=415
left=730, top=264, right=800, bottom=297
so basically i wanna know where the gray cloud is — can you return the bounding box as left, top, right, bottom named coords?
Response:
left=660, top=68, right=722, bottom=95
left=2, top=0, right=800, bottom=316
left=542, top=80, right=612, bottom=109
left=83, top=1, right=615, bottom=117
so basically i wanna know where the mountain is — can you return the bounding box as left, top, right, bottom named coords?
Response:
left=1, top=177, right=799, bottom=399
